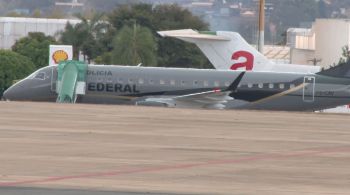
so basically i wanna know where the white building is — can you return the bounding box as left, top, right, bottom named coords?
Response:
left=0, top=17, right=80, bottom=49
left=289, top=19, right=350, bottom=68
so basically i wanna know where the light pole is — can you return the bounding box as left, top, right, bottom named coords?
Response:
left=258, top=0, right=265, bottom=53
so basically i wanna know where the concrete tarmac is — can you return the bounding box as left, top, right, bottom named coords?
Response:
left=0, top=187, right=195, bottom=195
left=0, top=102, right=350, bottom=195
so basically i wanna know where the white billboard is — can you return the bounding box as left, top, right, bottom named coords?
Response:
left=49, top=45, right=73, bottom=66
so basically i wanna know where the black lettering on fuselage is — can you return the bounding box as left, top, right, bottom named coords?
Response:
left=133, top=85, right=140, bottom=93
left=88, top=83, right=96, bottom=91
left=115, top=84, right=123, bottom=92
left=124, top=85, right=132, bottom=93
left=87, top=83, right=140, bottom=93
left=87, top=70, right=113, bottom=76
left=106, top=83, right=113, bottom=92
left=97, top=83, right=105, bottom=91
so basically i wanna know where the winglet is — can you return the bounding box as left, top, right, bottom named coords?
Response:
left=225, top=72, right=245, bottom=92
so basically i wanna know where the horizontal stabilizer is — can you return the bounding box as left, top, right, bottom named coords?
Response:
left=157, top=29, right=230, bottom=41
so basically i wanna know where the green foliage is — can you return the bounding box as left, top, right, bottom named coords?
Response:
left=60, top=23, right=81, bottom=58
left=12, top=32, right=57, bottom=69
left=58, top=3, right=210, bottom=68
left=157, top=38, right=211, bottom=69
left=95, top=52, right=113, bottom=64
left=337, top=45, right=350, bottom=65
left=109, top=4, right=154, bottom=31
left=0, top=50, right=35, bottom=97
left=32, top=9, right=42, bottom=18
left=60, top=13, right=113, bottom=63
left=48, top=7, right=65, bottom=19
left=152, top=4, right=208, bottom=30
left=112, top=24, right=157, bottom=66
left=107, top=3, right=211, bottom=68
left=6, top=11, right=26, bottom=17
left=152, top=4, right=212, bottom=68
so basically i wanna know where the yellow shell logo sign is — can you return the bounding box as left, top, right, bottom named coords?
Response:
left=52, top=50, right=69, bottom=64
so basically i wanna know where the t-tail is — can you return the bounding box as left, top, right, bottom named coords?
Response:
left=158, top=29, right=320, bottom=73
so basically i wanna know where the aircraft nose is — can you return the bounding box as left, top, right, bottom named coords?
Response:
left=2, top=83, right=24, bottom=101
left=2, top=89, right=8, bottom=100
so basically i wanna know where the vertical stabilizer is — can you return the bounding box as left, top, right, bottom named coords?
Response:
left=158, top=30, right=274, bottom=71
left=158, top=29, right=321, bottom=73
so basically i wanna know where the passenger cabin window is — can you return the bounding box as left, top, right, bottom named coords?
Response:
left=248, top=83, right=253, bottom=88
left=269, top=83, right=274, bottom=89
left=107, top=77, right=113, bottom=83
left=258, top=83, right=263, bottom=89
left=170, top=80, right=176, bottom=86
left=279, top=83, right=285, bottom=89
left=149, top=79, right=154, bottom=85
left=214, top=81, right=220, bottom=87
left=138, top=78, right=144, bottom=84
left=193, top=80, right=199, bottom=86
left=181, top=80, right=186, bottom=86
left=160, top=79, right=165, bottom=85
left=225, top=81, right=230, bottom=87
left=34, top=72, right=45, bottom=80
left=203, top=81, right=209, bottom=87
left=117, top=78, right=123, bottom=83
left=128, top=78, right=134, bottom=84
left=290, top=84, right=295, bottom=89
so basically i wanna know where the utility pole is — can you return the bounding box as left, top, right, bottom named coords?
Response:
left=258, top=0, right=265, bottom=53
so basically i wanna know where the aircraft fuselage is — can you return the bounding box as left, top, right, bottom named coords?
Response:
left=3, top=65, right=350, bottom=111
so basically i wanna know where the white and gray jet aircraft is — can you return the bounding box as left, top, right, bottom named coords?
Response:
left=3, top=61, right=350, bottom=111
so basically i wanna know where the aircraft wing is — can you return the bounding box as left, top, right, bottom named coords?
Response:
left=141, top=90, right=231, bottom=109
left=136, top=72, right=245, bottom=109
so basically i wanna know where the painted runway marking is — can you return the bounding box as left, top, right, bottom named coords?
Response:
left=1, top=146, right=349, bottom=187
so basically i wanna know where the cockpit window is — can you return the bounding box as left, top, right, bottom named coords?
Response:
left=23, top=66, right=51, bottom=81
left=34, top=72, right=46, bottom=80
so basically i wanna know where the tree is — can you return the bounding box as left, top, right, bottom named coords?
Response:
left=12, top=32, right=57, bottom=69
left=60, top=22, right=82, bottom=59
left=48, top=7, right=65, bottom=19
left=337, top=45, right=350, bottom=65
left=152, top=4, right=211, bottom=68
left=108, top=4, right=154, bottom=31
left=112, top=23, right=157, bottom=66
left=32, top=9, right=42, bottom=18
left=108, top=3, right=211, bottom=69
left=6, top=11, right=26, bottom=17
left=0, top=50, right=35, bottom=97
left=152, top=4, right=209, bottom=30
left=60, top=12, right=112, bottom=63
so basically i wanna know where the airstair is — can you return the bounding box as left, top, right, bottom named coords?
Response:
left=56, top=60, right=88, bottom=103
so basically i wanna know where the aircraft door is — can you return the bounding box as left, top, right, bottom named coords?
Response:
left=51, top=66, right=58, bottom=92
left=303, top=76, right=315, bottom=102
